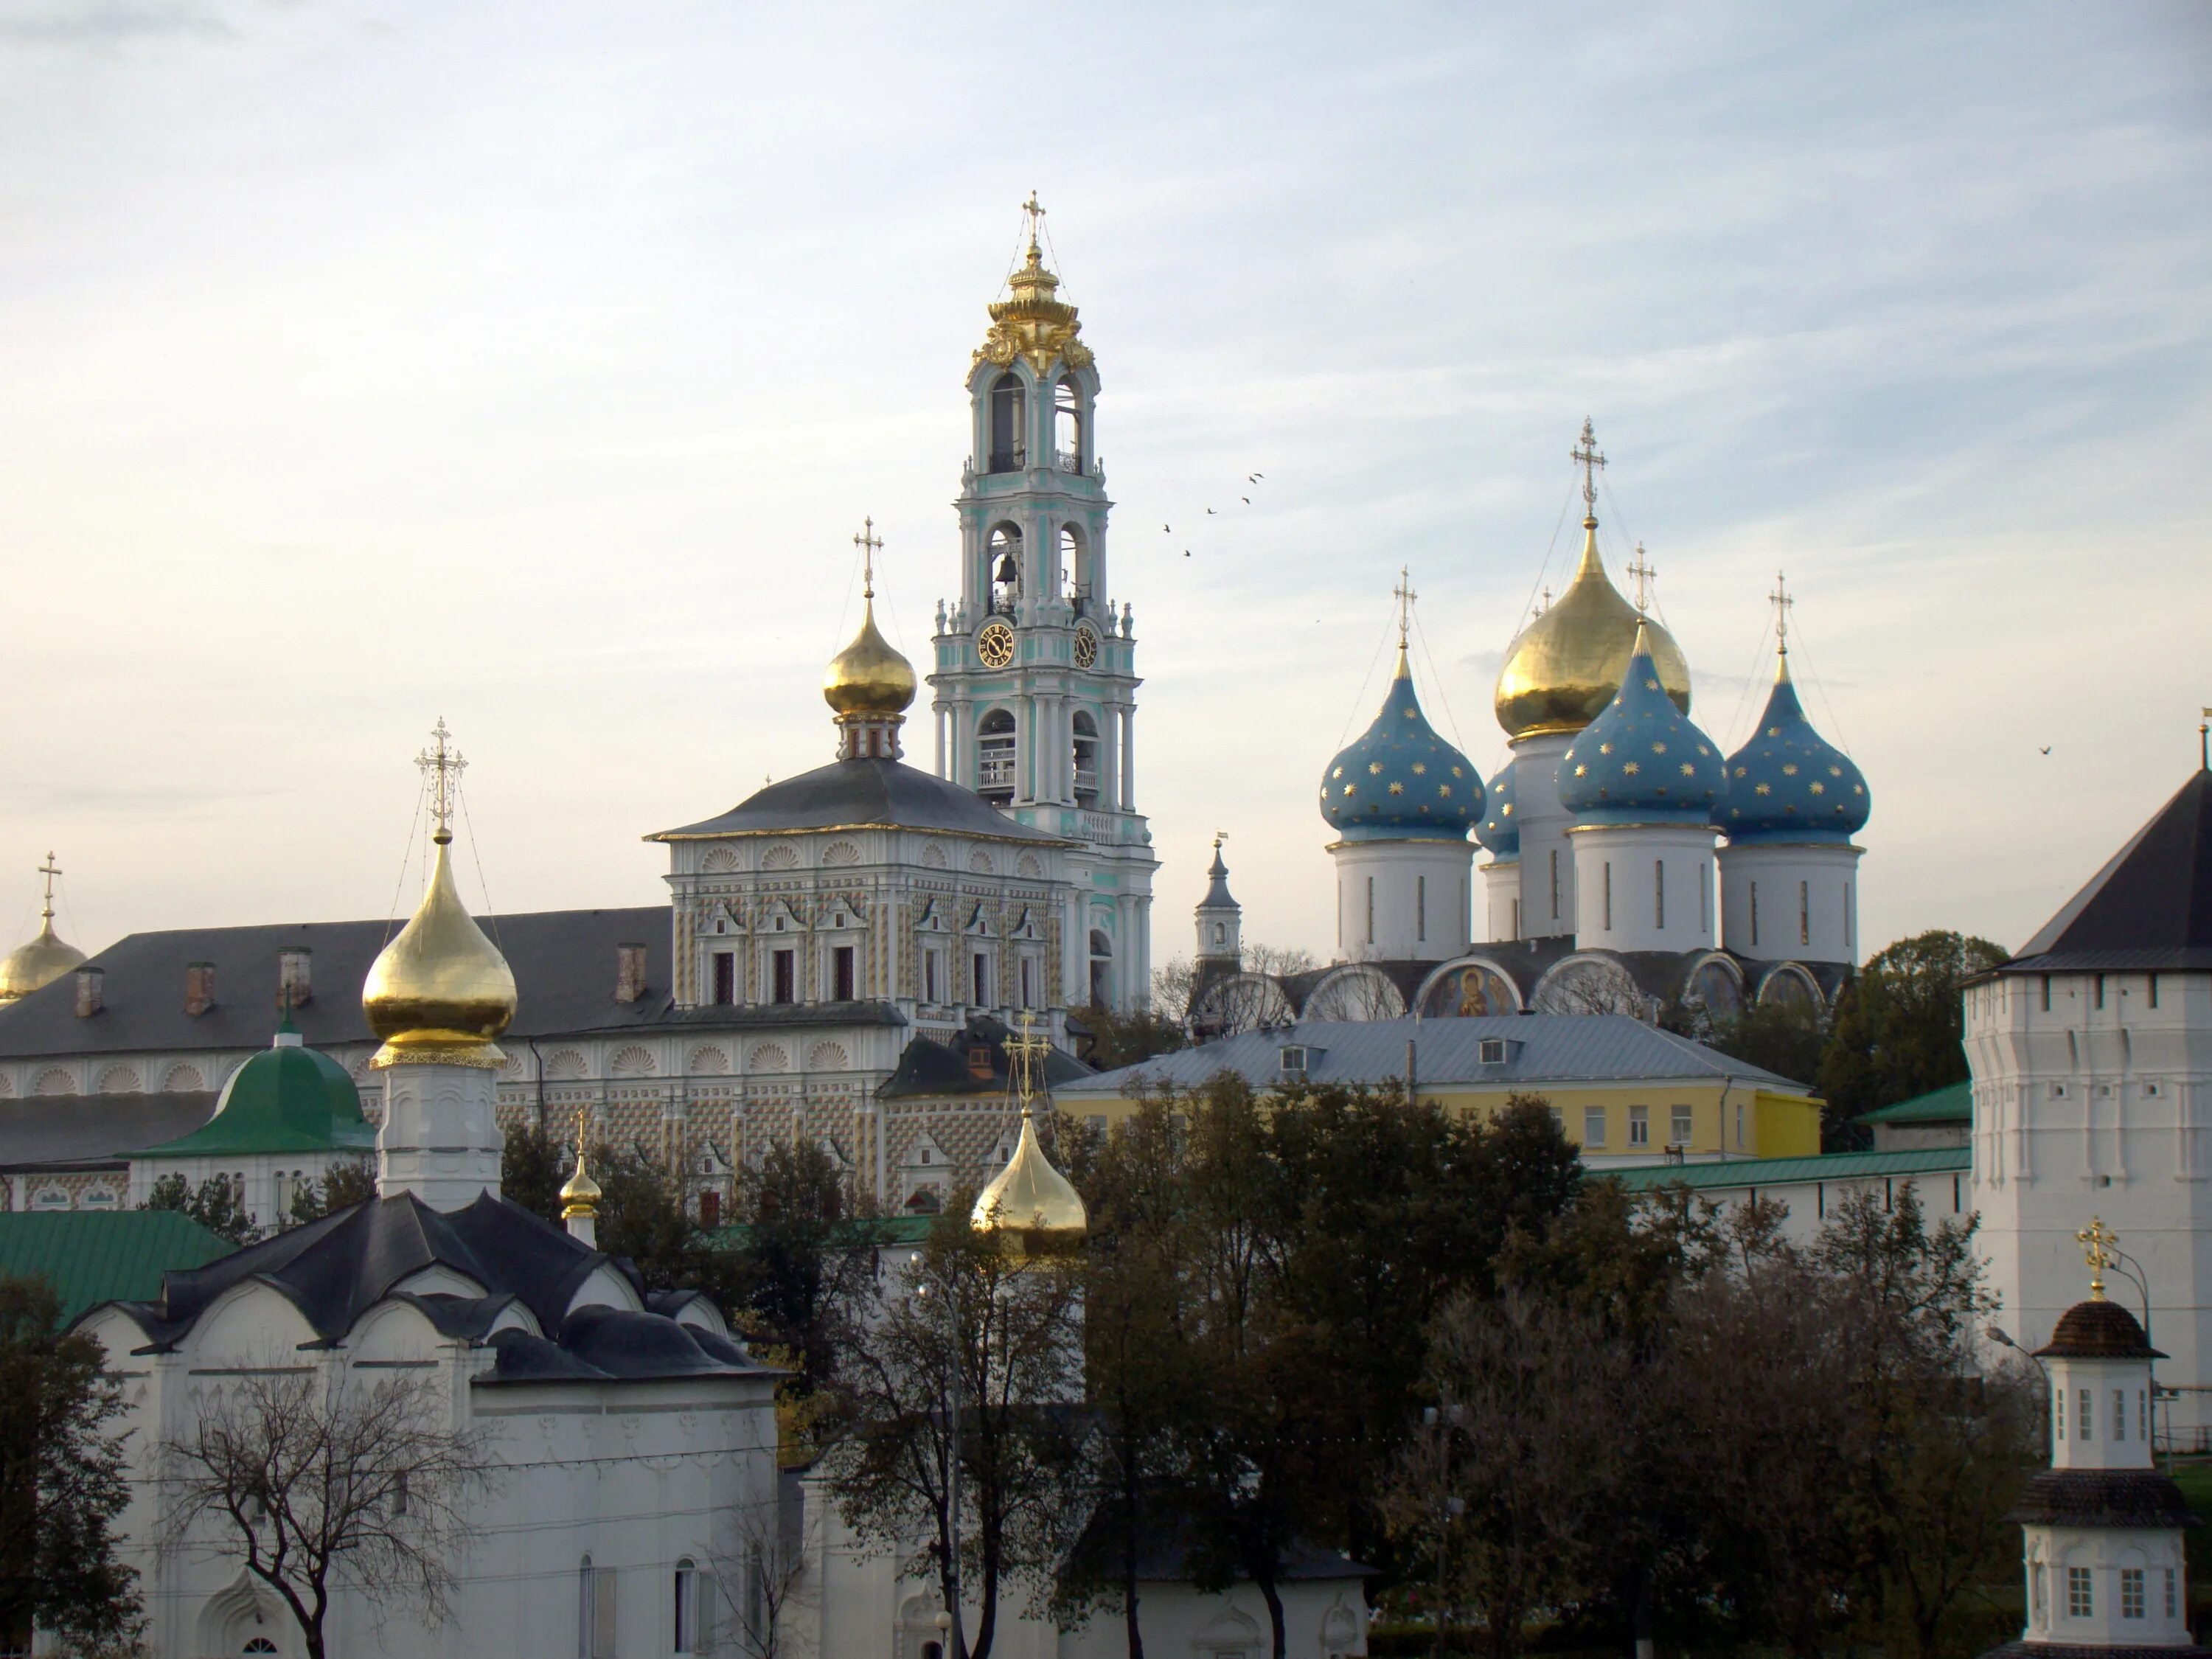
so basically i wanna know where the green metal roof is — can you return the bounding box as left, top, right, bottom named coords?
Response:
left=1857, top=1079, right=1973, bottom=1126
left=0, top=1210, right=236, bottom=1324
left=136, top=1037, right=375, bottom=1159
left=1603, top=1144, right=1970, bottom=1193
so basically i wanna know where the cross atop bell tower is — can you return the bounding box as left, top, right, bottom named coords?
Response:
left=931, top=201, right=1155, bottom=1016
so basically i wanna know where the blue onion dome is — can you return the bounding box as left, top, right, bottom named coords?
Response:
left=1320, top=647, right=1482, bottom=841
left=1722, top=647, right=1869, bottom=842
left=1476, top=757, right=1520, bottom=858
left=1557, top=621, right=1727, bottom=823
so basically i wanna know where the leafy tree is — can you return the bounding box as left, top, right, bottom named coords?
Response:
left=1707, top=998, right=1830, bottom=1096
left=1076, top=1001, right=1189, bottom=1071
left=1818, top=931, right=2007, bottom=1129
left=730, top=1138, right=877, bottom=1404
left=499, top=1118, right=571, bottom=1222
left=287, top=1156, right=378, bottom=1227
left=139, top=1171, right=259, bottom=1245
left=159, top=1368, right=493, bottom=1659
left=0, top=1276, right=139, bottom=1653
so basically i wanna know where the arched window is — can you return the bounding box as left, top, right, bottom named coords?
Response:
left=1071, top=712, right=1100, bottom=806
left=1088, top=927, right=1114, bottom=1009
left=673, top=1557, right=700, bottom=1653
left=977, top=709, right=1018, bottom=805
left=987, top=524, right=1023, bottom=614
left=989, top=374, right=1026, bottom=472
left=1054, top=375, right=1084, bottom=471
left=243, top=1642, right=279, bottom=1655
left=1060, top=523, right=1091, bottom=608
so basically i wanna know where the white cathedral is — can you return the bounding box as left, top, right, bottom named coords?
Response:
left=1189, top=425, right=1871, bottom=1037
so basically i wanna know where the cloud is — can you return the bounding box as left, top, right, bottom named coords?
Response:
left=0, top=1, right=234, bottom=46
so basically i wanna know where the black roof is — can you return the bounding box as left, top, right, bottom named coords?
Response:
left=2037, top=1297, right=2165, bottom=1360
left=877, top=1013, right=1094, bottom=1102
left=2006, top=1469, right=2199, bottom=1530
left=0, top=905, right=903, bottom=1060
left=0, top=1091, right=215, bottom=1171
left=93, top=1189, right=766, bottom=1384
left=651, top=757, right=1067, bottom=844
left=2003, top=768, right=2212, bottom=974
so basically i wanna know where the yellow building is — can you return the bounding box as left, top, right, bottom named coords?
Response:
left=1054, top=1014, right=1821, bottom=1166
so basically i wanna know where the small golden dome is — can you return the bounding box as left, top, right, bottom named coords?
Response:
left=972, top=1113, right=1087, bottom=1245
left=559, top=1150, right=602, bottom=1220
left=0, top=917, right=85, bottom=1004
left=1494, top=518, right=1691, bottom=740
left=823, top=595, right=917, bottom=720
left=361, top=835, right=517, bottom=1068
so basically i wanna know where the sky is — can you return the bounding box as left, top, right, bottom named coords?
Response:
left=1, top=1, right=2208, bottom=975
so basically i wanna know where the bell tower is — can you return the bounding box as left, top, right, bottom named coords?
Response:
left=929, top=196, right=1155, bottom=1015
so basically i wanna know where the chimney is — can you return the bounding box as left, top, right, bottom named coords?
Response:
left=184, top=961, right=215, bottom=1017
left=278, top=946, right=312, bottom=1009
left=74, top=966, right=103, bottom=1018
left=615, top=943, right=647, bottom=1005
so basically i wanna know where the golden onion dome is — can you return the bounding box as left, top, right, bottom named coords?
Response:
left=361, top=835, right=517, bottom=1067
left=559, top=1147, right=602, bottom=1220
left=823, top=594, right=918, bottom=720
left=0, top=917, right=86, bottom=1004
left=1494, top=518, right=1692, bottom=740
left=972, top=1113, right=1088, bottom=1245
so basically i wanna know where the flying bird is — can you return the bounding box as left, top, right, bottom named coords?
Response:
left=1162, top=524, right=1170, bottom=532
left=1241, top=495, right=1251, bottom=504
left=2039, top=745, right=2052, bottom=755
left=1206, top=507, right=1217, bottom=515
left=1248, top=472, right=1265, bottom=481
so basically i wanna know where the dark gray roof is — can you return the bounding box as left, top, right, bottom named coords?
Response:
left=877, top=1013, right=1094, bottom=1101
left=1060, top=1014, right=1814, bottom=1099
left=2002, top=768, right=2212, bottom=974
left=651, top=757, right=1068, bottom=844
left=0, top=905, right=903, bottom=1060
left=0, top=1091, right=216, bottom=1171
left=90, top=1189, right=768, bottom=1385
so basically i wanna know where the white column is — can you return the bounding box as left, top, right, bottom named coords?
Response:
left=1509, top=731, right=1575, bottom=939
left=1120, top=707, right=1135, bottom=810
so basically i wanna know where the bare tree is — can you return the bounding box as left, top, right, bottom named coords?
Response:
left=158, top=1368, right=493, bottom=1659
left=717, top=1483, right=814, bottom=1659
left=1384, top=1290, right=1631, bottom=1659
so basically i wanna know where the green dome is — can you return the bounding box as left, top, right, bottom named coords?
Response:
left=139, top=1029, right=376, bottom=1160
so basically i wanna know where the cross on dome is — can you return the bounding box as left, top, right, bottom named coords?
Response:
left=1571, top=419, right=1606, bottom=514
left=2079, top=1214, right=2119, bottom=1301
left=1021, top=189, right=1046, bottom=256
left=1005, top=1009, right=1054, bottom=1117
left=415, top=718, right=467, bottom=846
left=854, top=516, right=884, bottom=599
left=1770, top=570, right=1795, bottom=655
left=36, top=852, right=60, bottom=922
left=1626, top=544, right=1656, bottom=616
left=1393, top=567, right=1418, bottom=649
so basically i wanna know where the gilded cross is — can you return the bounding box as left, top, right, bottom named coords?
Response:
left=2079, top=1215, right=2119, bottom=1301
left=36, top=852, right=60, bottom=922
left=1021, top=190, right=1046, bottom=256
left=854, top=517, right=884, bottom=599
left=1393, top=567, right=1417, bottom=647
left=1769, top=571, right=1794, bottom=655
left=1571, top=418, right=1606, bottom=512
left=1626, top=544, right=1656, bottom=616
left=414, top=717, right=467, bottom=845
left=575, top=1107, right=591, bottom=1166
left=1005, top=1009, right=1055, bottom=1115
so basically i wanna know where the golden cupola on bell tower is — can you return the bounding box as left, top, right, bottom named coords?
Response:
left=1494, top=420, right=1692, bottom=742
